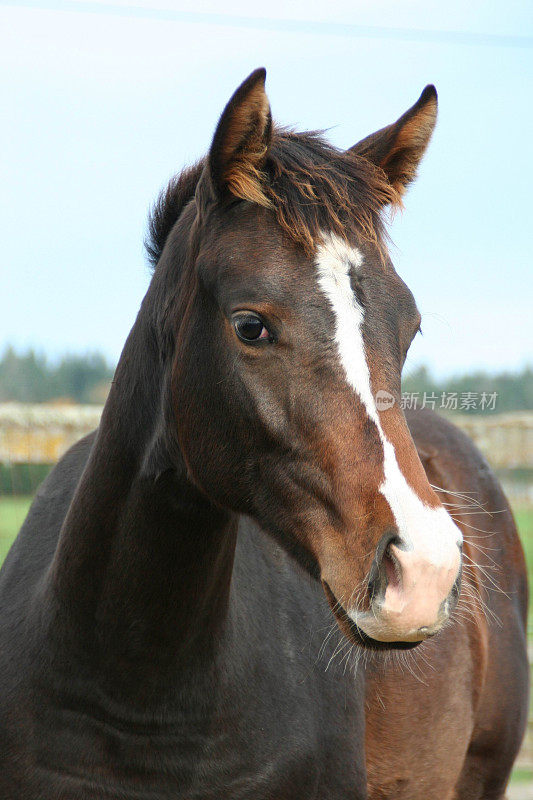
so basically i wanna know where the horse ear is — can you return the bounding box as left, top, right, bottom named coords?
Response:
left=349, top=86, right=438, bottom=198
left=207, top=68, right=272, bottom=206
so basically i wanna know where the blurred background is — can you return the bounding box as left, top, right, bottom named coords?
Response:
left=0, top=0, right=532, bottom=793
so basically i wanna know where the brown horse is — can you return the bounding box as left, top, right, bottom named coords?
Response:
left=0, top=69, right=527, bottom=799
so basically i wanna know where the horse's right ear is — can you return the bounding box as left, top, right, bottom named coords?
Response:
left=203, top=68, right=272, bottom=206
left=349, top=86, right=438, bottom=200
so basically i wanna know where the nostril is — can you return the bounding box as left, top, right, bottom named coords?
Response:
left=382, top=547, right=402, bottom=591
left=376, top=529, right=401, bottom=562
left=450, top=569, right=462, bottom=604
left=437, top=569, right=462, bottom=623
left=367, top=529, right=402, bottom=602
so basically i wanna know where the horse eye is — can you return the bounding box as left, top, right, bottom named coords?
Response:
left=233, top=313, right=270, bottom=343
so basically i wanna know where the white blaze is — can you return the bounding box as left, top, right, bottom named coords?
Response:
left=315, top=232, right=462, bottom=620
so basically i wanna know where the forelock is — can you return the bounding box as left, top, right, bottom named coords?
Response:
left=145, top=127, right=398, bottom=268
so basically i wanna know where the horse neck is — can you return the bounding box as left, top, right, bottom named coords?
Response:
left=46, top=291, right=237, bottom=697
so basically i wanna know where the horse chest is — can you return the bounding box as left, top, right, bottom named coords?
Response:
left=0, top=660, right=365, bottom=800
left=2, top=713, right=361, bottom=800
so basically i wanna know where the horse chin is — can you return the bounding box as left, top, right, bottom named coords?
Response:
left=344, top=619, right=423, bottom=652
left=322, top=581, right=423, bottom=653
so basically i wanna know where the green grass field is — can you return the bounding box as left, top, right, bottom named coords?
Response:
left=0, top=496, right=32, bottom=564
left=516, top=507, right=533, bottom=609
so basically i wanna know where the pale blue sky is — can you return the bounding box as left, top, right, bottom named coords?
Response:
left=1, top=0, right=532, bottom=378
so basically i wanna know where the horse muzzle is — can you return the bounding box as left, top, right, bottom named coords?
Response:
left=323, top=530, right=462, bottom=648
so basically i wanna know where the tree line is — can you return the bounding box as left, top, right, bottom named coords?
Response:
left=402, top=365, right=533, bottom=414
left=0, top=347, right=532, bottom=413
left=0, top=347, right=114, bottom=404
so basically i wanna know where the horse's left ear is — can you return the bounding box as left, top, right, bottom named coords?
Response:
left=207, top=68, right=272, bottom=206
left=349, top=86, right=438, bottom=198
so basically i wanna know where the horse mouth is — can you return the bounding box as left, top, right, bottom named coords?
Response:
left=322, top=581, right=422, bottom=652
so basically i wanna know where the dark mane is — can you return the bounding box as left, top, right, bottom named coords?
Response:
left=145, top=128, right=398, bottom=267
left=145, top=161, right=205, bottom=268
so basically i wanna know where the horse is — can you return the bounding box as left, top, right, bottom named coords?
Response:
left=0, top=68, right=528, bottom=800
